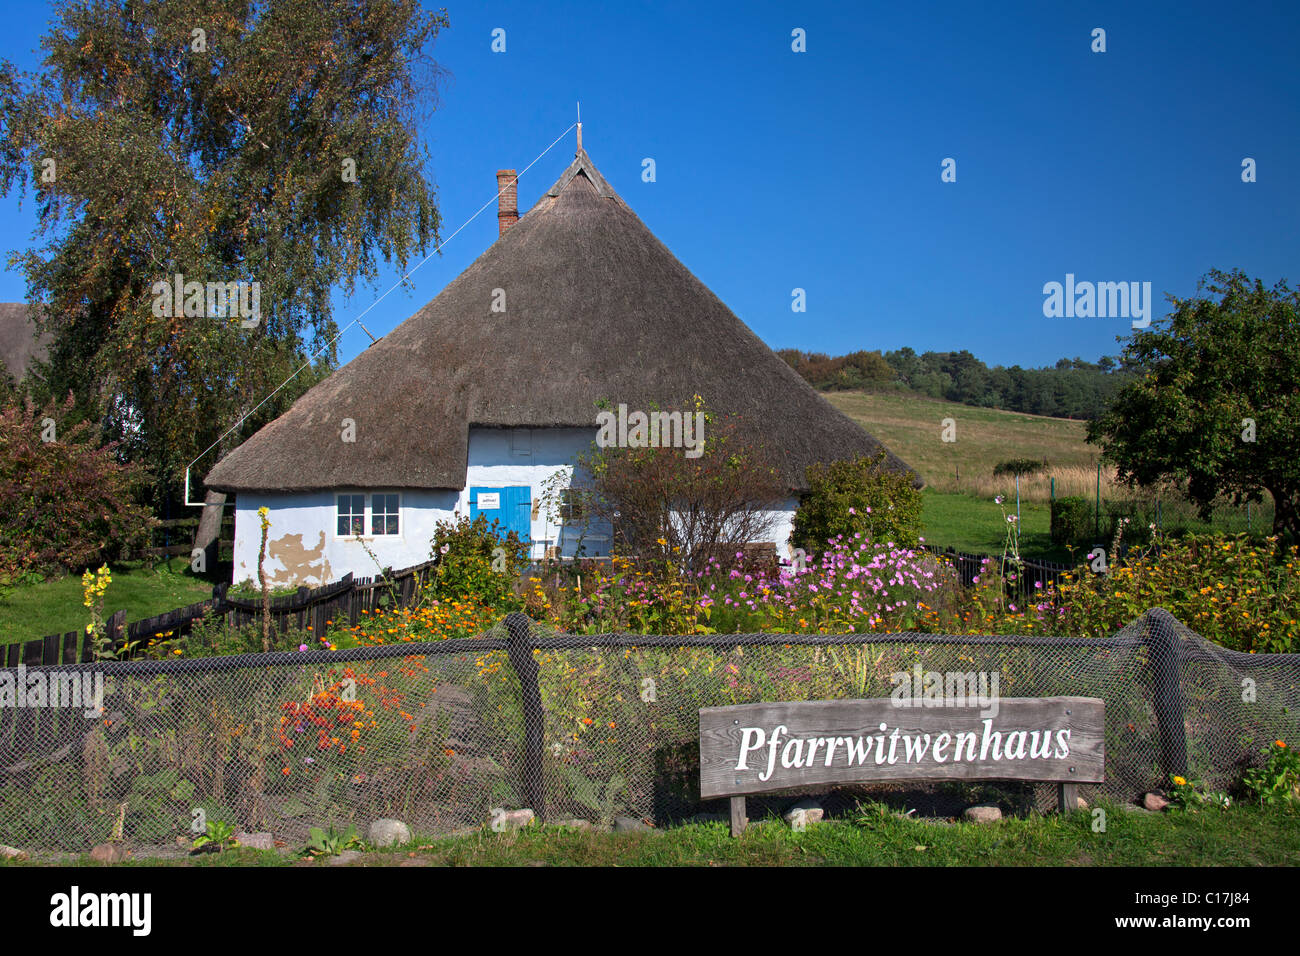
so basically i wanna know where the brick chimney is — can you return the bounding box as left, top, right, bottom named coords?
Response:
left=496, top=169, right=518, bottom=235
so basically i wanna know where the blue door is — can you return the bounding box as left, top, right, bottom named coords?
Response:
left=469, top=486, right=531, bottom=542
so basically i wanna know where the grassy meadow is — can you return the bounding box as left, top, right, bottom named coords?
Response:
left=825, top=389, right=1103, bottom=499
left=0, top=559, right=211, bottom=647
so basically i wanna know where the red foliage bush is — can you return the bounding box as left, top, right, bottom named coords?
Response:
left=0, top=395, right=155, bottom=582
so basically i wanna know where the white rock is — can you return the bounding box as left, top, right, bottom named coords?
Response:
left=234, top=831, right=275, bottom=850
left=491, top=808, right=536, bottom=830
left=367, top=818, right=411, bottom=847
left=783, top=799, right=824, bottom=826
left=963, top=805, right=1002, bottom=824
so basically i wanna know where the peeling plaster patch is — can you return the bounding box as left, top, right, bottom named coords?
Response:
left=266, top=531, right=332, bottom=587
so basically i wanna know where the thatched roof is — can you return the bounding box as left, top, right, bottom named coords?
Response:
left=0, top=303, right=50, bottom=383
left=206, top=149, right=919, bottom=495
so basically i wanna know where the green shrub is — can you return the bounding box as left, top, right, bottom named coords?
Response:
left=792, top=452, right=922, bottom=554
left=1050, top=496, right=1094, bottom=545
left=1241, top=740, right=1300, bottom=809
left=427, top=514, right=528, bottom=611
left=1055, top=532, right=1300, bottom=652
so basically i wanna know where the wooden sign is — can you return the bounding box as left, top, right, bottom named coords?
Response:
left=699, top=696, right=1104, bottom=835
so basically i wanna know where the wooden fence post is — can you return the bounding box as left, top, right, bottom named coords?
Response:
left=106, top=610, right=126, bottom=658
left=503, top=612, right=546, bottom=819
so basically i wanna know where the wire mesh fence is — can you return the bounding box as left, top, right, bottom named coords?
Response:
left=0, top=608, right=1295, bottom=852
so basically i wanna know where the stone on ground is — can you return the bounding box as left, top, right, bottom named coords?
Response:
left=963, top=805, right=1003, bottom=824
left=367, top=818, right=411, bottom=847
left=783, top=799, right=825, bottom=827
left=1142, top=792, right=1170, bottom=811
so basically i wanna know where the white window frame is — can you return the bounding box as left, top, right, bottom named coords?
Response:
left=336, top=493, right=366, bottom=538
left=334, top=492, right=402, bottom=539
left=371, top=492, right=402, bottom=537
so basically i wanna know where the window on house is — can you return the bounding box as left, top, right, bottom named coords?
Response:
left=337, top=495, right=365, bottom=536
left=510, top=428, right=531, bottom=456
left=559, top=488, right=585, bottom=521
left=372, top=493, right=400, bottom=535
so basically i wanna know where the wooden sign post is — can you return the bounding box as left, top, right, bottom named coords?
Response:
left=700, top=696, right=1104, bottom=836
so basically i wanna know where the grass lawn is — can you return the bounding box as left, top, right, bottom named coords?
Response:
left=0, top=558, right=212, bottom=646
left=921, top=488, right=1078, bottom=563
left=10, top=802, right=1297, bottom=866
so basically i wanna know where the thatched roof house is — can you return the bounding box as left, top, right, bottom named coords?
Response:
left=208, top=145, right=917, bottom=586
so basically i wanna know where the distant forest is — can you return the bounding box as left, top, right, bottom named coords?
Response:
left=776, top=347, right=1135, bottom=421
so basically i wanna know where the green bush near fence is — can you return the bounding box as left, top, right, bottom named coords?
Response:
left=793, top=452, right=924, bottom=554
left=1050, top=496, right=1093, bottom=546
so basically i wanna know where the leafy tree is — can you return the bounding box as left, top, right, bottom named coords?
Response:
left=993, top=458, right=1049, bottom=478
left=1086, top=269, right=1300, bottom=543
left=0, top=0, right=447, bottom=559
left=580, top=401, right=786, bottom=571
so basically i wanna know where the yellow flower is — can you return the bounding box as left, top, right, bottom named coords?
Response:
left=1172, top=775, right=1187, bottom=786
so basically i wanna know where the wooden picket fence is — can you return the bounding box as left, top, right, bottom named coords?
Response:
left=7, top=558, right=440, bottom=667
left=129, top=516, right=235, bottom=561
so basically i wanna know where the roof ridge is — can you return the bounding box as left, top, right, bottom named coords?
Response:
left=538, top=148, right=619, bottom=204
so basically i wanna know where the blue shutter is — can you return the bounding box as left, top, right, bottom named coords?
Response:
left=470, top=486, right=531, bottom=542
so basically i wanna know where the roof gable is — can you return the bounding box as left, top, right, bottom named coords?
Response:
left=536, top=149, right=620, bottom=204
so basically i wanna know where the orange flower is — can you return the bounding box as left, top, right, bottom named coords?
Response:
left=281, top=767, right=290, bottom=775
left=1276, top=740, right=1288, bottom=749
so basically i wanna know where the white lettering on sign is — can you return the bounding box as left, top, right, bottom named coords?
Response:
left=477, top=493, right=500, bottom=509
left=699, top=697, right=1104, bottom=799
left=734, top=719, right=1071, bottom=782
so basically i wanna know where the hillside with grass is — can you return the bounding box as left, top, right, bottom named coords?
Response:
left=825, top=390, right=1100, bottom=498
left=826, top=390, right=1270, bottom=558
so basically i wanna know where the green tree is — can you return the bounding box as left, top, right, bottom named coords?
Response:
left=0, top=0, right=447, bottom=559
left=1086, top=269, right=1300, bottom=542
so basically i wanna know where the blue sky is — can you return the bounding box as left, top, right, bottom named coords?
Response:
left=0, top=0, right=1296, bottom=369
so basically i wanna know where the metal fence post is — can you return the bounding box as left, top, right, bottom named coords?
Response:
left=504, top=612, right=547, bottom=819
left=1145, top=608, right=1188, bottom=780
